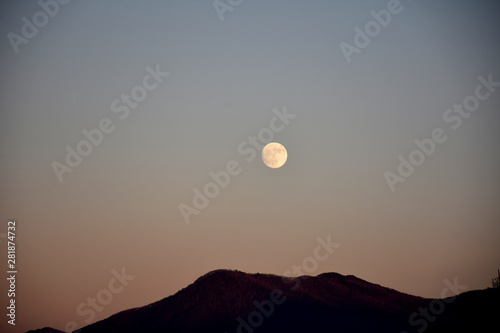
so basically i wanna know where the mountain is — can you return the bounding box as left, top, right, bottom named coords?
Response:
left=26, top=328, right=65, bottom=333
left=29, top=270, right=499, bottom=333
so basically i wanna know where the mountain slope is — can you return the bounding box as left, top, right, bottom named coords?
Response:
left=77, top=269, right=429, bottom=333
left=27, top=270, right=500, bottom=333
left=26, top=328, right=65, bottom=333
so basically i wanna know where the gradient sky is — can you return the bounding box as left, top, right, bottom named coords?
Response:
left=1, top=1, right=500, bottom=332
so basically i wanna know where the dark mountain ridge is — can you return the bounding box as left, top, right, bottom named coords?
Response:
left=28, top=269, right=499, bottom=333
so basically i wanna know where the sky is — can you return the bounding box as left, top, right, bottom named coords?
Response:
left=1, top=0, right=499, bottom=332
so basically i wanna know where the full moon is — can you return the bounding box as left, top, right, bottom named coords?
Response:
left=262, top=142, right=288, bottom=169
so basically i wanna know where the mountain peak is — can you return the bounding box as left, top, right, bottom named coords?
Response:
left=193, top=268, right=244, bottom=282
left=26, top=328, right=65, bottom=333
left=27, top=270, right=499, bottom=333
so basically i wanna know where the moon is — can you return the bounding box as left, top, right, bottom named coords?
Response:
left=262, top=142, right=288, bottom=169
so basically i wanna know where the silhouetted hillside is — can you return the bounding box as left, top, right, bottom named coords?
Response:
left=28, top=270, right=500, bottom=333
left=74, top=269, right=429, bottom=333
left=423, top=288, right=500, bottom=333
left=26, top=328, right=65, bottom=333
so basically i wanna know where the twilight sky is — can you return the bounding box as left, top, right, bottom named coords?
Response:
left=1, top=1, right=500, bottom=332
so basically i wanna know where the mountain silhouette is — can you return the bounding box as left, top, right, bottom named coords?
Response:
left=28, top=269, right=499, bottom=333
left=26, top=328, right=66, bottom=333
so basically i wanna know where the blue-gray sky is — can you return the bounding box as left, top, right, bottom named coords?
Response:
left=1, top=1, right=499, bottom=332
